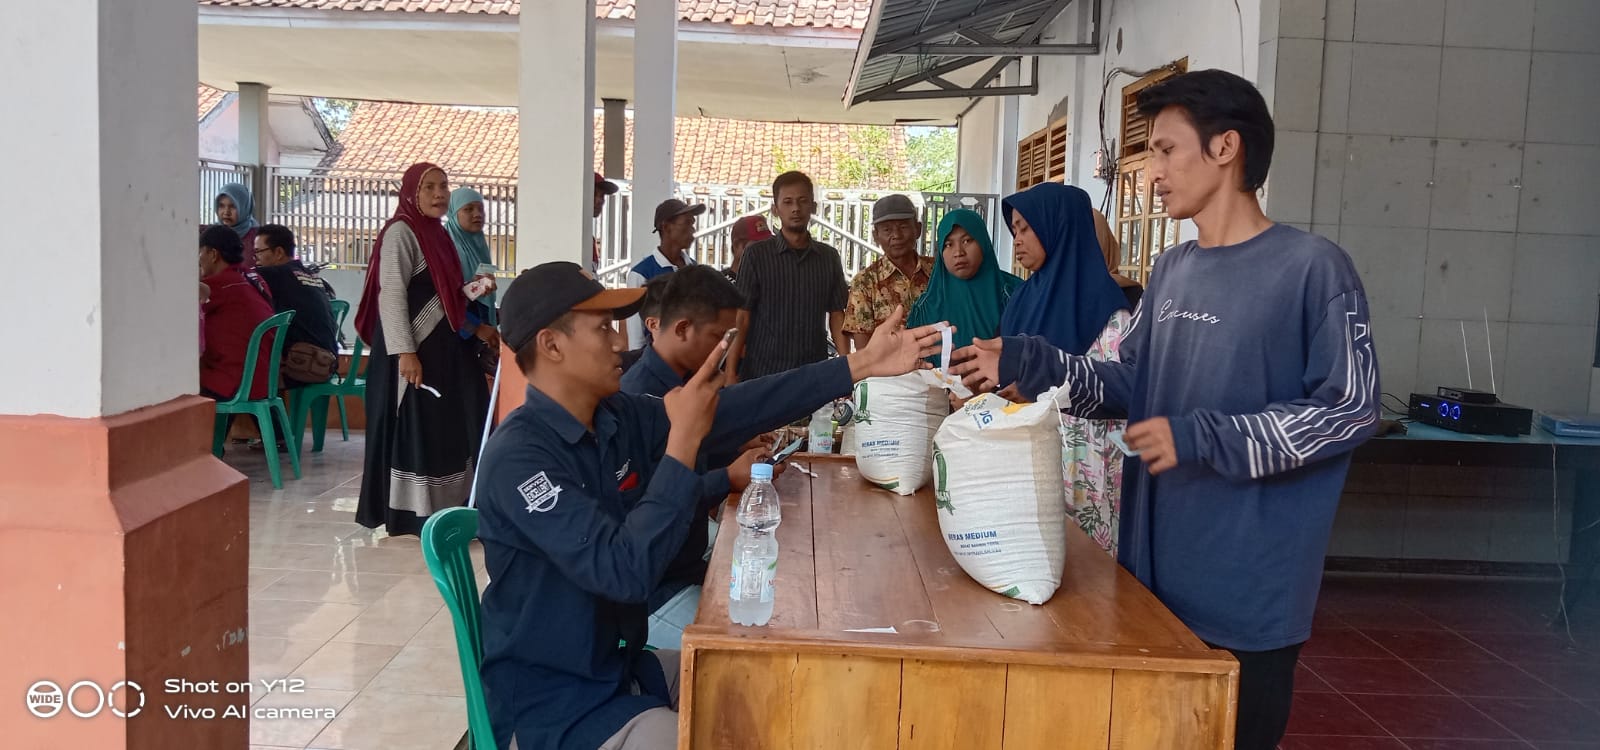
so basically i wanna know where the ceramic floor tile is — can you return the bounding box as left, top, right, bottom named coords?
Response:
left=248, top=688, right=357, bottom=747
left=249, top=601, right=366, bottom=642
left=1467, top=633, right=1597, bottom=665
left=1363, top=629, right=1499, bottom=662
left=249, top=637, right=326, bottom=684
left=1466, top=697, right=1600, bottom=743
left=363, top=643, right=467, bottom=697
left=309, top=691, right=466, bottom=749
left=253, top=570, right=411, bottom=605
left=329, top=599, right=441, bottom=647
left=1346, top=693, right=1515, bottom=740
left=1304, top=628, right=1393, bottom=659
left=251, top=519, right=371, bottom=548
left=288, top=641, right=401, bottom=692
left=1407, top=659, right=1566, bottom=699
left=249, top=569, right=289, bottom=593
left=1302, top=657, right=1449, bottom=695
left=1331, top=606, right=1442, bottom=631
left=407, top=610, right=461, bottom=649
left=345, top=545, right=431, bottom=575
left=1401, top=741, right=1534, bottom=749
left=251, top=543, right=352, bottom=573
left=371, top=574, right=447, bottom=607
left=1297, top=663, right=1337, bottom=693
left=1422, top=605, right=1554, bottom=633
left=1286, top=692, right=1388, bottom=736
left=1279, top=736, right=1408, bottom=749
left=266, top=496, right=361, bottom=524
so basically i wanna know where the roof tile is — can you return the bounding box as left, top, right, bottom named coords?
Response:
left=317, top=100, right=908, bottom=188
left=198, top=0, right=870, bottom=28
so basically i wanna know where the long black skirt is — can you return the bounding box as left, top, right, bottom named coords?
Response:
left=357, top=319, right=490, bottom=536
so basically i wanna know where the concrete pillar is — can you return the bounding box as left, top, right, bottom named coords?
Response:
left=629, top=0, right=679, bottom=265
left=602, top=98, right=628, bottom=179
left=995, top=61, right=1022, bottom=272
left=516, top=0, right=595, bottom=271
left=238, top=82, right=271, bottom=223
left=0, top=0, right=248, bottom=746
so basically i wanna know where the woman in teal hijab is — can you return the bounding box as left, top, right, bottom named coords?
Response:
left=908, top=209, right=1022, bottom=348
left=445, top=187, right=497, bottom=325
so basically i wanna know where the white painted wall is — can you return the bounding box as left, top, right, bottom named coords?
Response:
left=517, top=0, right=596, bottom=270
left=1015, top=0, right=1262, bottom=213
left=0, top=0, right=198, bottom=418
left=957, top=97, right=1001, bottom=195
left=629, top=1, right=678, bottom=267
left=1264, top=0, right=1600, bottom=414
left=199, top=96, right=242, bottom=161
left=200, top=96, right=327, bottom=171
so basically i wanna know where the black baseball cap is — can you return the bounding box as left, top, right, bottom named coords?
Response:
left=499, top=262, right=646, bottom=352
left=652, top=199, right=707, bottom=232
left=594, top=172, right=620, bottom=195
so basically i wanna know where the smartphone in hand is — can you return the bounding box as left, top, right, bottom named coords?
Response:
left=716, top=328, right=739, bottom=373
left=766, top=437, right=805, bottom=466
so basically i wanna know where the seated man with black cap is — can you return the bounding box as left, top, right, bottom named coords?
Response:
left=477, top=261, right=946, bottom=750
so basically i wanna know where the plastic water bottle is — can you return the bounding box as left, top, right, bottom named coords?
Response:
left=730, top=464, right=780, bottom=626
left=809, top=403, right=835, bottom=454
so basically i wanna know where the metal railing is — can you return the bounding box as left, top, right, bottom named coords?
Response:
left=264, top=167, right=519, bottom=271
left=205, top=163, right=1000, bottom=286
left=199, top=159, right=255, bottom=226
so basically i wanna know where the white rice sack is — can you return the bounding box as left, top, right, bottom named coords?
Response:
left=851, top=371, right=949, bottom=495
left=931, top=391, right=1067, bottom=604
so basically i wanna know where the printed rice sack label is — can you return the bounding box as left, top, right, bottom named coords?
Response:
left=932, top=391, right=1067, bottom=604
left=852, top=371, right=949, bottom=495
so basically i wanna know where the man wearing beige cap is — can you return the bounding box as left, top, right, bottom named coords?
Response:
left=843, top=193, right=935, bottom=352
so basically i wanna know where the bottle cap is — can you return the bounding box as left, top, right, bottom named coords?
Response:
left=751, top=463, right=774, bottom=481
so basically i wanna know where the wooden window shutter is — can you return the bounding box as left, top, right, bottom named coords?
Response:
left=1014, top=118, right=1069, bottom=191
left=1118, top=60, right=1187, bottom=159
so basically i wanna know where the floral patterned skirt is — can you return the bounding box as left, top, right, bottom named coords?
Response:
left=1060, top=415, right=1126, bottom=555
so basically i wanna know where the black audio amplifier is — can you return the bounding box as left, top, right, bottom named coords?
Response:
left=1408, top=390, right=1532, bottom=436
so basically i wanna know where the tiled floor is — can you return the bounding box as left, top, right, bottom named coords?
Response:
left=232, top=435, right=1600, bottom=750
left=232, top=438, right=477, bottom=750
left=1284, top=575, right=1600, bottom=749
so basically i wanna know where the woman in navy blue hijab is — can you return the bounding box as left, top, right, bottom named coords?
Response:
left=999, top=182, right=1129, bottom=355
left=997, top=181, right=1133, bottom=555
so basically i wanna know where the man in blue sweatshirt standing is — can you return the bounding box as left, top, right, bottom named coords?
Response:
left=953, top=70, right=1380, bottom=750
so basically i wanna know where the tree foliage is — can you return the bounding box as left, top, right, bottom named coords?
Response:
left=907, top=126, right=957, bottom=192
left=312, top=98, right=360, bottom=138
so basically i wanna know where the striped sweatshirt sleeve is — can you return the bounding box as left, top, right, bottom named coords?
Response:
left=1169, top=290, right=1381, bottom=481
left=999, top=300, right=1149, bottom=420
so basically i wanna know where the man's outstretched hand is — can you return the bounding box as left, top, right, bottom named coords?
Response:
left=846, top=306, right=948, bottom=381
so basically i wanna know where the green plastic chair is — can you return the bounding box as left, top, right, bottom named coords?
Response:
left=421, top=507, right=495, bottom=750
left=289, top=299, right=366, bottom=456
left=212, top=310, right=301, bottom=489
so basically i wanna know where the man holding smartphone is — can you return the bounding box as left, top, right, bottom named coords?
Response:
left=478, top=262, right=945, bottom=750
left=621, top=265, right=933, bottom=648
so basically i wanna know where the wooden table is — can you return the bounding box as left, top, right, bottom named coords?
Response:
left=679, top=455, right=1239, bottom=750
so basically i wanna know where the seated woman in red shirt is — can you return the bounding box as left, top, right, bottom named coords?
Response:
left=199, top=225, right=275, bottom=401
